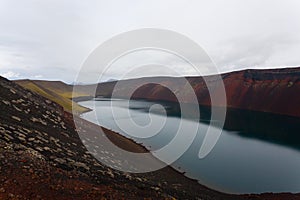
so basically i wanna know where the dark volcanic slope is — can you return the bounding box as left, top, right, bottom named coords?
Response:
left=0, top=77, right=131, bottom=199
left=0, top=76, right=252, bottom=199
left=95, top=67, right=300, bottom=118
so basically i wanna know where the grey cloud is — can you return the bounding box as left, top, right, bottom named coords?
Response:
left=0, top=0, right=300, bottom=83
left=211, top=33, right=300, bottom=71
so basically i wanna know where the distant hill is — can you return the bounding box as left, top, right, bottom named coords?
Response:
left=94, top=67, right=300, bottom=118
left=15, top=67, right=300, bottom=118
left=15, top=79, right=92, bottom=114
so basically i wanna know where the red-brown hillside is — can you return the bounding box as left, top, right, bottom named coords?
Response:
left=96, top=67, right=300, bottom=118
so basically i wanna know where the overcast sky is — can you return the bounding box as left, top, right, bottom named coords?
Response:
left=0, top=0, right=300, bottom=83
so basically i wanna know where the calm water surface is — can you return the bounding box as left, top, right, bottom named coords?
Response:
left=79, top=98, right=300, bottom=194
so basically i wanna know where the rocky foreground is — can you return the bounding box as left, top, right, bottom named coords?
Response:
left=1, top=75, right=300, bottom=199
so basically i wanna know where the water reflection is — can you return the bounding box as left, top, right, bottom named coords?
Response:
left=80, top=98, right=300, bottom=194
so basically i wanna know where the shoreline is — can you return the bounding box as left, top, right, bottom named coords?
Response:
left=75, top=100, right=233, bottom=194
left=72, top=111, right=242, bottom=199
left=75, top=99, right=300, bottom=199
